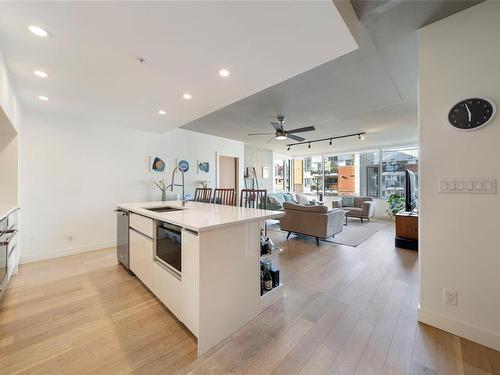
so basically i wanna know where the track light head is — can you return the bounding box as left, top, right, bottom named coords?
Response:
left=287, top=145, right=290, bottom=151
left=329, top=139, right=332, bottom=146
left=308, top=143, right=311, bottom=149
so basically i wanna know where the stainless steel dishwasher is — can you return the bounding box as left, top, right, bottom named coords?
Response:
left=115, top=209, right=130, bottom=269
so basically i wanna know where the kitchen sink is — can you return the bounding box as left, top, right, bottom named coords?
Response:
left=144, top=206, right=183, bottom=213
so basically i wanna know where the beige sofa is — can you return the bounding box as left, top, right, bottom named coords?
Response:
left=280, top=202, right=345, bottom=246
left=332, top=196, right=376, bottom=223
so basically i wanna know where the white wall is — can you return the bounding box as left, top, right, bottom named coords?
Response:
left=244, top=145, right=274, bottom=192
left=20, top=110, right=243, bottom=263
left=162, top=127, right=244, bottom=195
left=419, top=1, right=500, bottom=350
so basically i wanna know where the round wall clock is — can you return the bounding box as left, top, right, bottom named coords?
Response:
left=448, top=97, right=496, bottom=130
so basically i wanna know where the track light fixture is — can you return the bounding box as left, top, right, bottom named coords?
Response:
left=285, top=132, right=366, bottom=150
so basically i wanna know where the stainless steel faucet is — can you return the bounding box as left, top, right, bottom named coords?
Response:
left=168, top=167, right=186, bottom=207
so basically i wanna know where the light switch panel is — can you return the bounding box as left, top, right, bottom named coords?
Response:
left=439, top=178, right=497, bottom=194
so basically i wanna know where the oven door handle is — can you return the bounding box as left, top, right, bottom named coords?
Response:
left=0, top=229, right=17, bottom=246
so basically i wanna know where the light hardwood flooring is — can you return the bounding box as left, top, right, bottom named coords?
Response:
left=1, top=221, right=499, bottom=374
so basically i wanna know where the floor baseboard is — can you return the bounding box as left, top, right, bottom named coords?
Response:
left=418, top=307, right=500, bottom=351
left=20, top=240, right=117, bottom=264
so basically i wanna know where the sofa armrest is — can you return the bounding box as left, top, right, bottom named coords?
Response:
left=327, top=209, right=345, bottom=236
left=332, top=200, right=342, bottom=209
left=362, top=201, right=376, bottom=218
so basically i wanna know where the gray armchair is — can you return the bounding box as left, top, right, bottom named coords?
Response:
left=332, top=196, right=376, bottom=223
left=280, top=202, right=345, bottom=246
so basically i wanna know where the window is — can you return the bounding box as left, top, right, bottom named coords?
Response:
left=381, top=148, right=418, bottom=198
left=324, top=156, right=338, bottom=196
left=365, top=151, right=380, bottom=198
left=274, top=160, right=284, bottom=192
left=274, top=158, right=293, bottom=192
left=303, top=156, right=323, bottom=198
left=279, top=146, right=418, bottom=200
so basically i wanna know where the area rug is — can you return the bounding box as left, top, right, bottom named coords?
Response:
left=267, top=219, right=386, bottom=247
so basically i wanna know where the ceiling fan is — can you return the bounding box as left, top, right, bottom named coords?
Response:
left=248, top=116, right=315, bottom=143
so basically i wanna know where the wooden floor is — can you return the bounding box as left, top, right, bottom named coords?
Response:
left=1, top=221, right=499, bottom=375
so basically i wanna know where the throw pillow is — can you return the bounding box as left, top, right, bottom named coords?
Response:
left=296, top=193, right=310, bottom=205
left=268, top=196, right=280, bottom=204
left=342, top=196, right=355, bottom=207
left=283, top=193, right=295, bottom=203
left=289, top=192, right=299, bottom=204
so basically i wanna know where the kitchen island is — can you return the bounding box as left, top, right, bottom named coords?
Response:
left=116, top=200, right=284, bottom=356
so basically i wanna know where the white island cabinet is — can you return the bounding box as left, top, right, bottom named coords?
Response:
left=117, top=201, right=284, bottom=356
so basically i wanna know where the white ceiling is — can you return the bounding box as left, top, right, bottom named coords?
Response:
left=0, top=1, right=358, bottom=132
left=182, top=0, right=482, bottom=156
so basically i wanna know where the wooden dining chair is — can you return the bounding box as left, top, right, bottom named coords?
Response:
left=240, top=189, right=267, bottom=209
left=213, top=188, right=236, bottom=206
left=193, top=188, right=212, bottom=203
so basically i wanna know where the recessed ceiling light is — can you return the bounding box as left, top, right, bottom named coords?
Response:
left=182, top=93, right=192, bottom=100
left=158, top=109, right=166, bottom=115
left=34, top=70, right=48, bottom=78
left=219, top=69, right=230, bottom=77
left=38, top=95, right=49, bottom=101
left=28, top=25, right=50, bottom=37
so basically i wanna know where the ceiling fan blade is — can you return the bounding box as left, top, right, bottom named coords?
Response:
left=271, top=122, right=283, bottom=131
left=248, top=132, right=274, bottom=136
left=286, top=126, right=316, bottom=134
left=265, top=136, right=276, bottom=144
left=287, top=134, right=305, bottom=142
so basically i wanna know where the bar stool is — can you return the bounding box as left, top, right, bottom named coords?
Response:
left=193, top=188, right=212, bottom=203
left=240, top=189, right=268, bottom=235
left=239, top=189, right=267, bottom=209
left=213, top=188, right=236, bottom=205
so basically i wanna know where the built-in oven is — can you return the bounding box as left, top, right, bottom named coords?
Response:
left=0, top=216, right=17, bottom=295
left=155, top=221, right=182, bottom=276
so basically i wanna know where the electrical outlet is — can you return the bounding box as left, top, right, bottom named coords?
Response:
left=443, top=288, right=457, bottom=305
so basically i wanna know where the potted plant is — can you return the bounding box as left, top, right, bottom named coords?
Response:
left=386, top=193, right=405, bottom=218
left=154, top=178, right=168, bottom=201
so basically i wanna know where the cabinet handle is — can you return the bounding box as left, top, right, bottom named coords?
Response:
left=130, top=227, right=153, bottom=240
left=0, top=229, right=17, bottom=246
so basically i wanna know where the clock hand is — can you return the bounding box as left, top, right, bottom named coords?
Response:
left=465, top=103, right=472, bottom=122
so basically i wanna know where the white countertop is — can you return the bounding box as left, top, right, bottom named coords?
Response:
left=117, top=200, right=284, bottom=232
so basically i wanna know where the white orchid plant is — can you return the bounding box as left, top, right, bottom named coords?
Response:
left=154, top=178, right=168, bottom=192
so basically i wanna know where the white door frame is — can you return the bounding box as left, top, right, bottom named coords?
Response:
left=215, top=152, right=240, bottom=192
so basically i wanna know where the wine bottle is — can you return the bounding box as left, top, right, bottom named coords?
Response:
left=260, top=271, right=264, bottom=295
left=263, top=267, right=273, bottom=291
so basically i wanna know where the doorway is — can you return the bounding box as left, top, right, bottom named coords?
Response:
left=218, top=155, right=238, bottom=190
